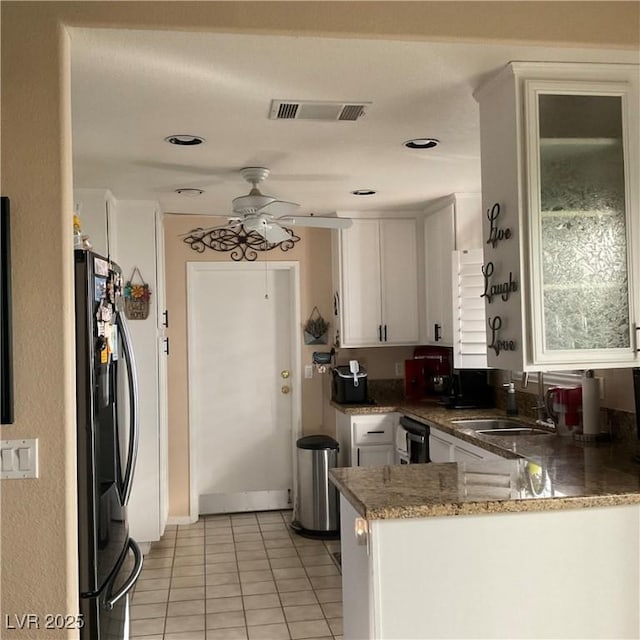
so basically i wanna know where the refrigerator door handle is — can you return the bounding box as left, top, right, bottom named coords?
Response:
left=116, top=312, right=139, bottom=506
left=104, top=539, right=143, bottom=611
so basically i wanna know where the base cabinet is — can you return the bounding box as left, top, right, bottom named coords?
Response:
left=339, top=494, right=640, bottom=639
left=336, top=412, right=397, bottom=468
left=429, top=426, right=503, bottom=462
left=355, top=444, right=395, bottom=468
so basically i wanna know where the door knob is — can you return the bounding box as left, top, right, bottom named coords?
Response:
left=281, top=385, right=291, bottom=394
left=281, top=370, right=290, bottom=379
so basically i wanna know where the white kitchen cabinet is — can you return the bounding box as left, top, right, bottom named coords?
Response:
left=75, top=189, right=169, bottom=544
left=474, top=62, right=640, bottom=370
left=113, top=201, right=169, bottom=544
left=336, top=412, right=397, bottom=468
left=334, top=218, right=419, bottom=347
left=423, top=194, right=482, bottom=347
left=429, top=426, right=503, bottom=462
left=73, top=188, right=118, bottom=257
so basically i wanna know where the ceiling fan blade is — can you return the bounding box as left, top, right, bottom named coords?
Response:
left=277, top=215, right=353, bottom=230
left=258, top=200, right=300, bottom=216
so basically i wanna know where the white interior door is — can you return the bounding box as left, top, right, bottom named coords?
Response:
left=187, top=262, right=299, bottom=516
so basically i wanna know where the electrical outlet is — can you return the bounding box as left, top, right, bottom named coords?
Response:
left=395, top=362, right=403, bottom=377
left=304, top=364, right=313, bottom=379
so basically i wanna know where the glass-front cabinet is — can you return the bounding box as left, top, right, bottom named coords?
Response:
left=475, top=62, right=639, bottom=370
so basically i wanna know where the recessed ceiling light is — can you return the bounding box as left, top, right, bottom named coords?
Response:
left=175, top=188, right=204, bottom=197
left=165, top=135, right=205, bottom=146
left=403, top=138, right=439, bottom=150
left=351, top=189, right=377, bottom=196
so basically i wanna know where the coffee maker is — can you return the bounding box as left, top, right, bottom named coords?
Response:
left=404, top=346, right=452, bottom=401
left=545, top=386, right=582, bottom=436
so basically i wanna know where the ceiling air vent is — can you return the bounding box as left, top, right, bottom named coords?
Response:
left=269, top=100, right=370, bottom=122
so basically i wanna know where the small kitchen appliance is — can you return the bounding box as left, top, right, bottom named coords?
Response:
left=404, top=346, right=453, bottom=401
left=332, top=362, right=368, bottom=404
left=446, top=369, right=495, bottom=409
left=545, top=386, right=582, bottom=436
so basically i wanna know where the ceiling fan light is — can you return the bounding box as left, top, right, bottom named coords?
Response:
left=403, top=137, right=439, bottom=150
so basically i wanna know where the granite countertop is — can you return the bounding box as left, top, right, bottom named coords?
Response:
left=329, top=398, right=640, bottom=520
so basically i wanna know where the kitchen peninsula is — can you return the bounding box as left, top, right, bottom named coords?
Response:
left=330, top=403, right=640, bottom=639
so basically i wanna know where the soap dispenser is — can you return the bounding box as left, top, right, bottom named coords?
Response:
left=504, top=382, right=518, bottom=416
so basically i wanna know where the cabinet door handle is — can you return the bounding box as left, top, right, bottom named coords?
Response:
left=384, top=324, right=388, bottom=342
left=163, top=337, right=170, bottom=355
left=434, top=323, right=441, bottom=342
left=366, top=430, right=385, bottom=434
left=162, top=310, right=169, bottom=328
left=333, top=292, right=339, bottom=316
left=635, top=326, right=640, bottom=352
left=378, top=325, right=382, bottom=342
left=357, top=448, right=360, bottom=466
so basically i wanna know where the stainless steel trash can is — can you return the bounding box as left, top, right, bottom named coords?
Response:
left=292, top=435, right=340, bottom=539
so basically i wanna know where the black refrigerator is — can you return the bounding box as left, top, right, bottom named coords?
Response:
left=74, top=250, right=143, bottom=639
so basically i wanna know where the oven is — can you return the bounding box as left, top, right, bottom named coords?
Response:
left=395, top=416, right=430, bottom=464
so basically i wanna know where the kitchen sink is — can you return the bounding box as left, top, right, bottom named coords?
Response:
left=475, top=427, right=552, bottom=436
left=451, top=419, right=553, bottom=436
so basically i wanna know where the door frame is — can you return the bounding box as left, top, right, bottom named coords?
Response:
left=186, top=261, right=302, bottom=522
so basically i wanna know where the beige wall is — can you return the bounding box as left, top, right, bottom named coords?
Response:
left=2, top=1, right=638, bottom=635
left=163, top=214, right=334, bottom=516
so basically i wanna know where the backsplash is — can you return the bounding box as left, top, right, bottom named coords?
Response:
left=368, top=378, right=404, bottom=403
left=495, top=387, right=637, bottom=446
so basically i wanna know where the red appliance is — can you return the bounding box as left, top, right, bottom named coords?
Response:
left=404, top=346, right=453, bottom=400
left=545, top=386, right=582, bottom=436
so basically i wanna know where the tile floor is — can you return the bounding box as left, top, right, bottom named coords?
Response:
left=130, top=510, right=343, bottom=640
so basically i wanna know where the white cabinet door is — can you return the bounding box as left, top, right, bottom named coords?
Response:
left=424, top=203, right=455, bottom=345
left=337, top=218, right=419, bottom=347
left=475, top=62, right=639, bottom=370
left=430, top=426, right=504, bottom=463
left=429, top=431, right=453, bottom=462
left=339, top=219, right=383, bottom=346
left=356, top=444, right=395, bottom=468
left=379, top=219, right=419, bottom=344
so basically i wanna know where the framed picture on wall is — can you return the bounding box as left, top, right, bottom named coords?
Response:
left=1, top=196, right=14, bottom=424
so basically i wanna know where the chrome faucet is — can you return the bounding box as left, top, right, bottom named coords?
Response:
left=522, top=371, right=555, bottom=428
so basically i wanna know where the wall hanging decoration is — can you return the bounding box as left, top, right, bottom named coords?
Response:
left=304, top=306, right=330, bottom=345
left=124, top=267, right=151, bottom=320
left=183, top=225, right=300, bottom=262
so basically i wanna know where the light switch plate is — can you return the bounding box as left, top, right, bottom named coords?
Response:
left=1, top=439, right=39, bottom=479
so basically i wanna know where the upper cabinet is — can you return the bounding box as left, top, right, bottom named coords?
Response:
left=475, top=62, right=639, bottom=370
left=334, top=217, right=419, bottom=347
left=423, top=194, right=483, bottom=347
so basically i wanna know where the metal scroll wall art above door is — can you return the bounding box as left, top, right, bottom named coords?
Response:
left=183, top=224, right=300, bottom=262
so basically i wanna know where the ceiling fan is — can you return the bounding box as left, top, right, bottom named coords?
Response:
left=187, top=167, right=352, bottom=243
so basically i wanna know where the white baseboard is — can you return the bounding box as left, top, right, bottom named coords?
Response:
left=166, top=514, right=199, bottom=526
left=199, top=490, right=292, bottom=515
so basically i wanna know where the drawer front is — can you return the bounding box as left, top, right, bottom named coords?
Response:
left=353, top=417, right=395, bottom=446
